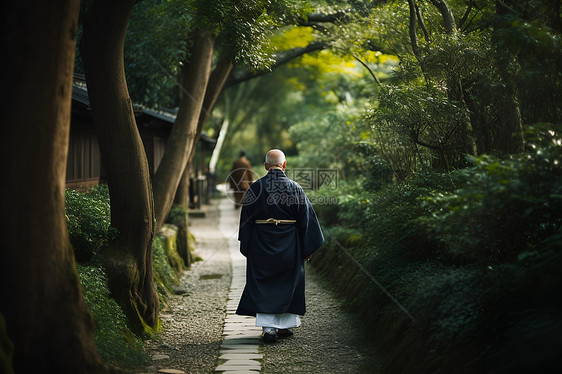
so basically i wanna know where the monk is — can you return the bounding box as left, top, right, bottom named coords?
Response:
left=228, top=151, right=253, bottom=208
left=236, top=149, right=324, bottom=343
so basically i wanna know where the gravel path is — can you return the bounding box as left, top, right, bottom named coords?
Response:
left=137, top=201, right=232, bottom=374
left=135, top=197, right=380, bottom=373
left=260, top=268, right=380, bottom=374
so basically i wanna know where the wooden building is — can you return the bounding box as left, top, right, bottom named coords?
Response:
left=67, top=79, right=100, bottom=190
left=68, top=76, right=215, bottom=207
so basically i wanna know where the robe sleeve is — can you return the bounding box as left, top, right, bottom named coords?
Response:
left=296, top=186, right=324, bottom=258
left=238, top=182, right=259, bottom=257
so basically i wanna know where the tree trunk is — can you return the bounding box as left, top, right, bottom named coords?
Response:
left=170, top=166, right=193, bottom=267
left=178, top=57, right=233, bottom=207
left=188, top=58, right=234, bottom=165
left=174, top=166, right=190, bottom=208
left=493, top=0, right=524, bottom=154
left=153, top=31, right=215, bottom=233
left=495, top=92, right=524, bottom=153
left=80, top=0, right=159, bottom=333
left=0, top=1, right=114, bottom=372
left=465, top=91, right=493, bottom=154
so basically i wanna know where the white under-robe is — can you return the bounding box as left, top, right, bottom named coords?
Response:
left=256, top=312, right=301, bottom=329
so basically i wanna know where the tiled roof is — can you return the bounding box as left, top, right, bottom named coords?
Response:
left=71, top=75, right=214, bottom=143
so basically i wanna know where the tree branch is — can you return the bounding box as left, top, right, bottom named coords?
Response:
left=428, top=0, right=457, bottom=33
left=415, top=2, right=430, bottom=42
left=462, top=5, right=484, bottom=33
left=407, top=0, right=421, bottom=59
left=351, top=54, right=382, bottom=86
left=298, top=12, right=348, bottom=25
left=410, top=132, right=442, bottom=151
left=225, top=41, right=326, bottom=87
left=459, top=0, right=473, bottom=29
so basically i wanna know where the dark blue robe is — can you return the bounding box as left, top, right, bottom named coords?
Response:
left=236, top=169, right=324, bottom=317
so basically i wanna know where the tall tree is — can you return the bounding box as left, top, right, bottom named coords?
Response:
left=150, top=0, right=296, bottom=232
left=121, top=0, right=322, bottom=226
left=1, top=1, right=115, bottom=372
left=152, top=30, right=215, bottom=233
left=173, top=58, right=233, bottom=268
left=80, top=0, right=159, bottom=333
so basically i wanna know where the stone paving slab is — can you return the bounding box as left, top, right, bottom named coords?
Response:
left=219, top=347, right=260, bottom=353
left=219, top=354, right=263, bottom=360
left=223, top=332, right=262, bottom=338
left=222, top=336, right=260, bottom=343
left=136, top=198, right=232, bottom=374
left=216, top=365, right=261, bottom=372
left=223, top=325, right=260, bottom=330
left=217, top=360, right=261, bottom=366
left=224, top=316, right=253, bottom=321
left=220, top=340, right=260, bottom=347
left=223, top=329, right=261, bottom=334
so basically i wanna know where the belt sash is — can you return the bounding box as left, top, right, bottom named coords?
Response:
left=255, top=218, right=296, bottom=226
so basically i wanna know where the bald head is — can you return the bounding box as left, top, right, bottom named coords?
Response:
left=265, top=149, right=286, bottom=170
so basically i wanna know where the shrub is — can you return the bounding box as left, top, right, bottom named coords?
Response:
left=418, top=144, right=562, bottom=264
left=76, top=263, right=147, bottom=368
left=310, top=138, right=562, bottom=372
left=65, top=185, right=118, bottom=262
left=357, top=169, right=466, bottom=261
left=66, top=185, right=180, bottom=368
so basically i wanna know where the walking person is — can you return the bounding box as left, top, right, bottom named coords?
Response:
left=228, top=151, right=254, bottom=208
left=236, top=149, right=324, bottom=343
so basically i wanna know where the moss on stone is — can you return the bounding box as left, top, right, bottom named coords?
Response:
left=166, top=206, right=193, bottom=267
left=158, top=224, right=186, bottom=275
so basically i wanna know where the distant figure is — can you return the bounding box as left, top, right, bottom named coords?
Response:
left=228, top=151, right=253, bottom=208
left=236, top=149, right=324, bottom=343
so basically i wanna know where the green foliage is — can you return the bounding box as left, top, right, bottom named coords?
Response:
left=76, top=263, right=147, bottom=368
left=311, top=161, right=562, bottom=372
left=65, top=186, right=182, bottom=366
left=364, top=83, right=473, bottom=173
left=419, top=140, right=562, bottom=264
left=122, top=0, right=315, bottom=108
left=308, top=124, right=562, bottom=371
left=161, top=0, right=282, bottom=70
left=65, top=185, right=118, bottom=262
left=346, top=0, right=561, bottom=179
left=125, top=0, right=188, bottom=108
left=245, top=0, right=561, bottom=372
left=167, top=206, right=187, bottom=225
left=503, top=17, right=562, bottom=124
left=288, top=106, right=365, bottom=177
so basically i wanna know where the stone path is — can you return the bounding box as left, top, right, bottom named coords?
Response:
left=216, top=198, right=263, bottom=373
left=136, top=193, right=379, bottom=374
